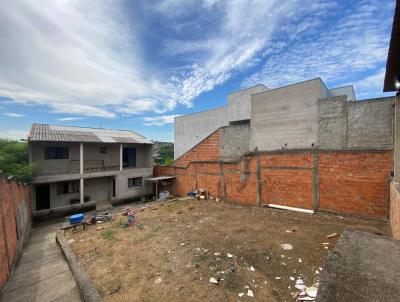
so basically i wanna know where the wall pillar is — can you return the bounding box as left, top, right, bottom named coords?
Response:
left=80, top=178, right=84, bottom=204
left=80, top=143, right=84, bottom=204
left=80, top=143, right=84, bottom=175
left=120, top=144, right=123, bottom=171
left=395, top=95, right=400, bottom=182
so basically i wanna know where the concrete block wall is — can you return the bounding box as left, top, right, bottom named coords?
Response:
left=347, top=98, right=394, bottom=150
left=220, top=123, right=250, bottom=161
left=174, top=85, right=268, bottom=160
left=250, top=79, right=323, bottom=151
left=0, top=176, right=32, bottom=290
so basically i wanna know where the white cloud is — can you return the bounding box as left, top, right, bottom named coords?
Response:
left=0, top=130, right=28, bottom=140
left=0, top=0, right=392, bottom=119
left=4, top=112, right=25, bottom=117
left=142, top=115, right=180, bottom=126
left=57, top=117, right=86, bottom=121
left=0, top=0, right=171, bottom=117
left=241, top=0, right=394, bottom=98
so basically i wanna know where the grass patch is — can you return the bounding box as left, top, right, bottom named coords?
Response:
left=101, top=230, right=118, bottom=241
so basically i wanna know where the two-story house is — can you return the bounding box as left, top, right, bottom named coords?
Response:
left=28, top=124, right=153, bottom=214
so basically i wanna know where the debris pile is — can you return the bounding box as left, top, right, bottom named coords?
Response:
left=291, top=278, right=319, bottom=301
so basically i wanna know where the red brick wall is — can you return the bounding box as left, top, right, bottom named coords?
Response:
left=155, top=132, right=392, bottom=219
left=319, top=151, right=392, bottom=218
left=174, top=130, right=221, bottom=167
left=0, top=176, right=32, bottom=289
left=390, top=181, right=400, bottom=239
left=261, top=153, right=314, bottom=209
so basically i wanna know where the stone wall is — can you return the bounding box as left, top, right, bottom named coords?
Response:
left=0, top=176, right=32, bottom=289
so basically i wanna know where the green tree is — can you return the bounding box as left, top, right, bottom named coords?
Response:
left=0, top=139, right=37, bottom=183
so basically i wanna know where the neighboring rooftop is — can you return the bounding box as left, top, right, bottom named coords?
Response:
left=28, top=124, right=153, bottom=144
left=384, top=0, right=400, bottom=92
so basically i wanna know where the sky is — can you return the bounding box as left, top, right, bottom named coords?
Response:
left=0, top=0, right=396, bottom=142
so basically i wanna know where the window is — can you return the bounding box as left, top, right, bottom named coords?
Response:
left=128, top=177, right=143, bottom=188
left=123, top=147, right=136, bottom=168
left=100, top=147, right=107, bottom=154
left=57, top=182, right=69, bottom=195
left=44, top=147, right=69, bottom=160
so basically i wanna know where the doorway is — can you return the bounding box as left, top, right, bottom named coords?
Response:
left=112, top=177, right=116, bottom=198
left=36, top=184, right=50, bottom=210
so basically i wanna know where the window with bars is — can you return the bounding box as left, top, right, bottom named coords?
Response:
left=128, top=177, right=143, bottom=188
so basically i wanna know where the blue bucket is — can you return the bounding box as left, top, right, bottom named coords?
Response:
left=69, top=213, right=84, bottom=225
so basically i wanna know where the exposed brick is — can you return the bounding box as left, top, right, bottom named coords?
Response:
left=319, top=151, right=392, bottom=218
left=390, top=181, right=400, bottom=239
left=156, top=138, right=393, bottom=220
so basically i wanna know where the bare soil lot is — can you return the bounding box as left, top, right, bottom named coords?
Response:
left=65, top=199, right=390, bottom=301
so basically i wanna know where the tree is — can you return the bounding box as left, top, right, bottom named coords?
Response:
left=0, top=139, right=37, bottom=183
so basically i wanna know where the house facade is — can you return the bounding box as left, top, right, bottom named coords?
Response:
left=28, top=124, right=153, bottom=213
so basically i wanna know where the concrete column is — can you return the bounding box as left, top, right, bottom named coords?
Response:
left=80, top=178, right=84, bottom=204
left=395, top=95, right=400, bottom=182
left=80, top=143, right=84, bottom=175
left=120, top=144, right=123, bottom=171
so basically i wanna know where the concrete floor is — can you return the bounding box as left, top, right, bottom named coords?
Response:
left=0, top=219, right=83, bottom=302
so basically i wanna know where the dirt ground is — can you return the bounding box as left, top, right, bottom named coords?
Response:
left=65, top=199, right=390, bottom=302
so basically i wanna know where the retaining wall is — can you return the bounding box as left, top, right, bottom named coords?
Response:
left=0, top=176, right=32, bottom=289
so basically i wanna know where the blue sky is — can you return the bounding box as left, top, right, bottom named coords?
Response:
left=0, top=0, right=396, bottom=142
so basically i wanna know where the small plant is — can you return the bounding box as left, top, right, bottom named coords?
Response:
left=101, top=230, right=116, bottom=241
left=115, top=218, right=128, bottom=229
left=137, top=223, right=145, bottom=230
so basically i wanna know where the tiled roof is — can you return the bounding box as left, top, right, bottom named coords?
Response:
left=28, top=124, right=153, bottom=144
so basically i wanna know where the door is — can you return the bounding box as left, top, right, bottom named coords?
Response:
left=112, top=177, right=116, bottom=198
left=36, top=184, right=50, bottom=210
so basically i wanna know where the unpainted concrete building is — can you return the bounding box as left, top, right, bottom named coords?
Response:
left=28, top=124, right=153, bottom=214
left=175, top=78, right=374, bottom=160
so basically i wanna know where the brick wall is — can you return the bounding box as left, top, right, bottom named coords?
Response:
left=390, top=181, right=400, bottom=239
left=0, top=176, right=32, bottom=289
left=155, top=130, right=393, bottom=219
left=319, top=151, right=392, bottom=218
left=174, top=130, right=221, bottom=167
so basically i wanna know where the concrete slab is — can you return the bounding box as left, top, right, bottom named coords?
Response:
left=0, top=220, right=83, bottom=302
left=317, top=230, right=400, bottom=302
left=1, top=270, right=81, bottom=302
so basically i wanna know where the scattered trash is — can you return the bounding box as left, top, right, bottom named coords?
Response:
left=298, top=258, right=303, bottom=263
left=227, top=253, right=233, bottom=258
left=295, top=279, right=305, bottom=291
left=281, top=243, right=293, bottom=250
left=238, top=292, right=244, bottom=297
left=306, top=287, right=318, bottom=298
left=275, top=277, right=282, bottom=280
left=180, top=243, right=185, bottom=246
left=249, top=266, right=255, bottom=271
left=290, top=276, right=295, bottom=281
left=125, top=210, right=135, bottom=227
left=286, top=229, right=296, bottom=233
left=154, top=277, right=162, bottom=284
left=247, top=289, right=254, bottom=297
left=209, top=277, right=218, bottom=284
left=214, top=252, right=220, bottom=256
left=326, top=232, right=339, bottom=238
left=159, top=191, right=170, bottom=200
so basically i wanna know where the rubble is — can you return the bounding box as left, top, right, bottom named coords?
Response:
left=247, top=289, right=254, bottom=297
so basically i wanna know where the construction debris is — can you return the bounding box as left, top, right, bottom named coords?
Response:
left=247, top=289, right=254, bottom=297
left=281, top=243, right=294, bottom=250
